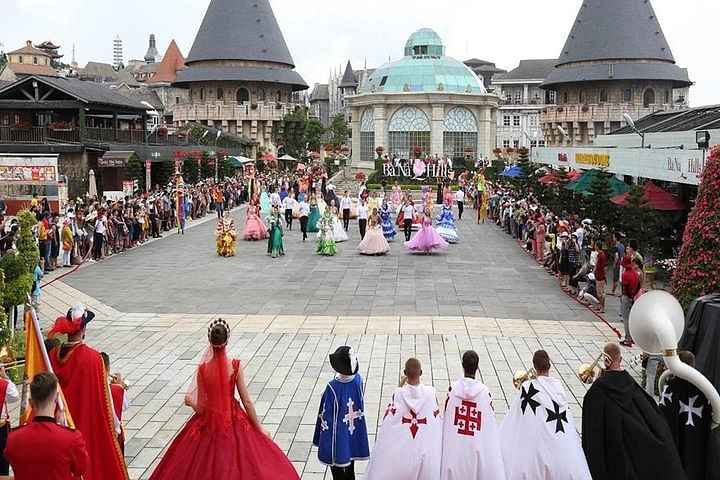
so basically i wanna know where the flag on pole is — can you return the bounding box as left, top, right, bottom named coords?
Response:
left=19, top=306, right=75, bottom=428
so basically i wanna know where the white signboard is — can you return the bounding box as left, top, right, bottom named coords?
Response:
left=532, top=147, right=706, bottom=186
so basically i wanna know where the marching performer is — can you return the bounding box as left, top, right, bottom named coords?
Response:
left=500, top=350, right=591, bottom=479
left=48, top=304, right=128, bottom=480
left=441, top=351, right=505, bottom=480
left=215, top=213, right=237, bottom=257
left=0, top=363, right=19, bottom=475
left=102, top=352, right=129, bottom=453
left=365, top=358, right=442, bottom=480
left=582, top=343, right=686, bottom=480
left=313, top=346, right=369, bottom=480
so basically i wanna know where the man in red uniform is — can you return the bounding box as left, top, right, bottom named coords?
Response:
left=48, top=304, right=128, bottom=480
left=5, top=372, right=88, bottom=479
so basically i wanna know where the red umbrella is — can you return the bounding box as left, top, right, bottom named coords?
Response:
left=539, top=170, right=582, bottom=185
left=295, top=163, right=306, bottom=172
left=261, top=152, right=277, bottom=162
left=611, top=181, right=685, bottom=211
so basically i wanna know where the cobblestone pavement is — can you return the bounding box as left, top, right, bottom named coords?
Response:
left=36, top=207, right=637, bottom=479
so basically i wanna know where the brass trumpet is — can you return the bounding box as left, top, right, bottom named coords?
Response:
left=577, top=352, right=611, bottom=384
left=110, top=373, right=129, bottom=390
left=513, top=368, right=537, bottom=389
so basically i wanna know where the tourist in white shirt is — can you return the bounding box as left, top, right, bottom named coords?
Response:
left=298, top=198, right=310, bottom=242
left=455, top=188, right=465, bottom=220
left=340, top=191, right=352, bottom=231
left=282, top=193, right=296, bottom=230
left=269, top=188, right=282, bottom=208
left=357, top=199, right=369, bottom=239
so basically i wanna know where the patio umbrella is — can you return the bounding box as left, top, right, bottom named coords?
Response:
left=88, top=169, right=98, bottom=198
left=610, top=181, right=685, bottom=211
left=565, top=169, right=630, bottom=197
left=228, top=155, right=254, bottom=167
left=539, top=170, right=582, bottom=185
left=499, top=165, right=525, bottom=178
left=279, top=154, right=297, bottom=162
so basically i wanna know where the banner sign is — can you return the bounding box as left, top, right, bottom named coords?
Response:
left=532, top=147, right=706, bottom=186
left=381, top=162, right=453, bottom=180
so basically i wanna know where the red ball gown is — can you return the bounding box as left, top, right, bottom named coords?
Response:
left=150, top=348, right=299, bottom=480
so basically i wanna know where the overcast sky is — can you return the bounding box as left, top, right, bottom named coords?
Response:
left=3, top=0, right=718, bottom=105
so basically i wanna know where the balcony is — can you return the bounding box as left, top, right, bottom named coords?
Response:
left=0, top=126, right=81, bottom=144
left=172, top=102, right=296, bottom=123
left=0, top=125, right=195, bottom=147
left=542, top=103, right=685, bottom=124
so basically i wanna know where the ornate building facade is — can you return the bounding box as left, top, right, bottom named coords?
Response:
left=540, top=0, right=691, bottom=146
left=348, top=29, right=498, bottom=167
left=172, top=0, right=307, bottom=150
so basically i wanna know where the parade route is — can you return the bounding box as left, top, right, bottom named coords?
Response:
left=36, top=208, right=637, bottom=479
left=62, top=208, right=620, bottom=321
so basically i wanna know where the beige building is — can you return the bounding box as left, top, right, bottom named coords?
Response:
left=0, top=40, right=58, bottom=81
left=540, top=0, right=691, bottom=147
left=348, top=29, right=498, bottom=168
left=171, top=0, right=307, bottom=151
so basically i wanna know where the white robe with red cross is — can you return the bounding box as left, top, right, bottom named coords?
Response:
left=500, top=376, right=592, bottom=480
left=365, top=383, right=442, bottom=480
left=440, top=377, right=506, bottom=480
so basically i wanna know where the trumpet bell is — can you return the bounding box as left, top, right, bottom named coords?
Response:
left=578, top=363, right=599, bottom=384
left=513, top=368, right=537, bottom=389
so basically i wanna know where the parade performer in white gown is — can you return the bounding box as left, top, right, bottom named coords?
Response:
left=365, top=358, right=442, bottom=480
left=440, top=351, right=505, bottom=480
left=329, top=203, right=348, bottom=242
left=500, top=350, right=592, bottom=480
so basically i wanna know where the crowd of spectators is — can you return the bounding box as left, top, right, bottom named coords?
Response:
left=488, top=184, right=645, bottom=347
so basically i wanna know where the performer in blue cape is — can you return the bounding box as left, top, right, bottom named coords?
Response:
left=313, top=346, right=370, bottom=480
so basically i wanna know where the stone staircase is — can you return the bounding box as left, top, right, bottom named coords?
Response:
left=328, top=162, right=376, bottom=195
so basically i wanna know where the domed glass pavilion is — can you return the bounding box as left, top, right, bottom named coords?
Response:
left=348, top=28, right=498, bottom=169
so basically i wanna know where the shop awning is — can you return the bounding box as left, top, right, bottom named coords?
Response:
left=610, top=181, right=685, bottom=211
left=98, top=150, right=136, bottom=168
left=228, top=155, right=255, bottom=167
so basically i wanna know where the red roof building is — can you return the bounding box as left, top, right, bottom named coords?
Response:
left=148, top=40, right=186, bottom=84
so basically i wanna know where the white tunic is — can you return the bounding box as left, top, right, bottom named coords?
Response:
left=365, top=383, right=442, bottom=480
left=440, top=377, right=506, bottom=480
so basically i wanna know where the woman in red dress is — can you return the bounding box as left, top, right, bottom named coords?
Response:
left=150, top=319, right=299, bottom=480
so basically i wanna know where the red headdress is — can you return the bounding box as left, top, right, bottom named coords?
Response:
left=48, top=304, right=95, bottom=337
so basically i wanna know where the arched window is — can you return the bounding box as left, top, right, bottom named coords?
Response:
left=258, top=88, right=266, bottom=102
left=387, top=107, right=431, bottom=159
left=276, top=90, right=282, bottom=102
left=236, top=88, right=249, bottom=104
left=599, top=89, right=608, bottom=103
left=199, top=88, right=205, bottom=101
left=217, top=88, right=224, bottom=101
left=360, top=110, right=375, bottom=162
left=643, top=89, right=655, bottom=107
left=443, top=107, right=478, bottom=165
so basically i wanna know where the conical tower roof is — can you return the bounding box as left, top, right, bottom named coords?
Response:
left=148, top=40, right=186, bottom=84
left=185, top=0, right=295, bottom=67
left=542, top=0, right=690, bottom=88
left=339, top=61, right=357, bottom=88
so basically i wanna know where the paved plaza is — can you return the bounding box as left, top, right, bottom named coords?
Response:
left=37, top=208, right=637, bottom=479
left=63, top=207, right=618, bottom=321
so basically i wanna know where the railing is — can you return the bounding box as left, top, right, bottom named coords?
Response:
left=0, top=126, right=81, bottom=144
left=541, top=103, right=685, bottom=124
left=172, top=102, right=296, bottom=122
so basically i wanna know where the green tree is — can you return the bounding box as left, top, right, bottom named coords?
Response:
left=328, top=114, right=349, bottom=148
left=182, top=158, right=199, bottom=184
left=126, top=154, right=145, bottom=192
left=584, top=170, right=617, bottom=229
left=0, top=52, right=7, bottom=71
left=218, top=156, right=236, bottom=179
left=672, top=146, right=720, bottom=309
left=0, top=211, right=39, bottom=315
left=305, top=118, right=324, bottom=152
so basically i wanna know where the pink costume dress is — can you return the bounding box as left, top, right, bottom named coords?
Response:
left=535, top=221, right=546, bottom=262
left=357, top=214, right=391, bottom=255
left=243, top=205, right=269, bottom=240
left=405, top=215, right=449, bottom=253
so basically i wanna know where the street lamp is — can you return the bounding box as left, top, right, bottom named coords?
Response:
left=214, top=130, right=222, bottom=181
left=623, top=113, right=645, bottom=148
left=141, top=101, right=160, bottom=143
left=556, top=125, right=569, bottom=146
